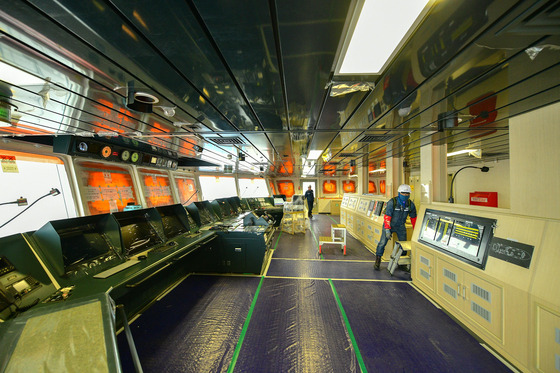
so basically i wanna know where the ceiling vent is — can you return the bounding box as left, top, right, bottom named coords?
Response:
left=359, top=135, right=395, bottom=143
left=207, top=137, right=245, bottom=145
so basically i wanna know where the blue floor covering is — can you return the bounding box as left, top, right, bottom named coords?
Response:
left=266, top=258, right=411, bottom=281
left=233, top=278, right=358, bottom=372
left=333, top=280, right=511, bottom=372
left=117, top=214, right=512, bottom=372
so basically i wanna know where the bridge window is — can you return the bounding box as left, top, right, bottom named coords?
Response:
left=174, top=175, right=198, bottom=204
left=198, top=175, right=236, bottom=200
left=76, top=161, right=139, bottom=215
left=238, top=178, right=268, bottom=198
left=0, top=150, right=77, bottom=237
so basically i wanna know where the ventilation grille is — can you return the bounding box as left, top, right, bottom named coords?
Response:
left=420, top=268, right=431, bottom=281
left=359, top=135, right=395, bottom=143
left=443, top=268, right=457, bottom=283
left=207, top=137, right=244, bottom=145
left=420, top=256, right=430, bottom=266
left=471, top=284, right=491, bottom=303
left=443, top=284, right=457, bottom=299
left=471, top=301, right=491, bottom=323
left=556, top=328, right=560, bottom=344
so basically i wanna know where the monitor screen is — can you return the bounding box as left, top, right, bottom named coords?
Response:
left=218, top=200, right=233, bottom=217
left=418, top=209, right=495, bottom=269
left=115, top=213, right=163, bottom=255
left=274, top=198, right=284, bottom=206
left=57, top=224, right=115, bottom=270
left=157, top=208, right=189, bottom=239
left=194, top=201, right=214, bottom=226
left=373, top=201, right=384, bottom=216
left=227, top=197, right=242, bottom=213
left=448, top=219, right=485, bottom=257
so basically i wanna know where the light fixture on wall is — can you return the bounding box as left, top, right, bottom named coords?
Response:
left=448, top=166, right=490, bottom=203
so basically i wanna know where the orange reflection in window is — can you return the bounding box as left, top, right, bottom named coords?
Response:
left=176, top=177, right=198, bottom=204
left=81, top=163, right=137, bottom=215
left=369, top=180, right=377, bottom=194
left=277, top=180, right=295, bottom=198
left=279, top=161, right=293, bottom=175
left=342, top=180, right=356, bottom=193
left=323, top=180, right=337, bottom=194
left=323, top=163, right=335, bottom=176
left=380, top=180, right=386, bottom=194
left=141, top=172, right=174, bottom=208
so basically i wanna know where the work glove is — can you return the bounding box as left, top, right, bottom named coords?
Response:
left=384, top=228, right=391, bottom=240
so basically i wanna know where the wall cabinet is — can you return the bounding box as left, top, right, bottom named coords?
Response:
left=437, top=259, right=503, bottom=341
left=415, top=248, right=434, bottom=291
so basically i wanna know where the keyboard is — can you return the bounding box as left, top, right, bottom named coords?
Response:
left=93, top=260, right=140, bottom=279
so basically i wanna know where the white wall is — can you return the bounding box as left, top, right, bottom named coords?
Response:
left=448, top=159, right=510, bottom=208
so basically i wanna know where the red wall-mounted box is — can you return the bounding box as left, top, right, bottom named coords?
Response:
left=469, top=191, right=498, bottom=207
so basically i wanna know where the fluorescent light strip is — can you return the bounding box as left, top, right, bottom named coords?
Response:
left=340, top=0, right=431, bottom=74
left=447, top=149, right=480, bottom=157
left=369, top=168, right=386, bottom=173
left=307, top=150, right=323, bottom=160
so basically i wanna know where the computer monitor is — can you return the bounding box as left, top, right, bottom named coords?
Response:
left=113, top=209, right=164, bottom=256
left=156, top=204, right=190, bottom=239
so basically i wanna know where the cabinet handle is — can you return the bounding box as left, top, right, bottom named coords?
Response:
left=457, top=283, right=461, bottom=297
left=463, top=285, right=467, bottom=300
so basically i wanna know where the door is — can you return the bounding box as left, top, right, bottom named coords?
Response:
left=302, top=180, right=317, bottom=213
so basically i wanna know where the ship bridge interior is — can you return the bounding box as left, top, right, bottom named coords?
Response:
left=0, top=0, right=559, bottom=372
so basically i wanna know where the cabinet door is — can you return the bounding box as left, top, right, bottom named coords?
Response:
left=436, top=259, right=464, bottom=311
left=340, top=210, right=346, bottom=225
left=463, top=272, right=503, bottom=340
left=415, top=248, right=435, bottom=291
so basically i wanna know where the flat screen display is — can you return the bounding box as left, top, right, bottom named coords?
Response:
left=115, top=213, right=163, bottom=255
left=373, top=201, right=384, bottom=216
left=194, top=202, right=214, bottom=226
left=57, top=224, right=115, bottom=269
left=157, top=210, right=188, bottom=239
left=366, top=200, right=375, bottom=217
left=418, top=209, right=495, bottom=269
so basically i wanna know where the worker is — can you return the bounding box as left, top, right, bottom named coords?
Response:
left=304, top=185, right=315, bottom=218
left=374, top=184, right=417, bottom=270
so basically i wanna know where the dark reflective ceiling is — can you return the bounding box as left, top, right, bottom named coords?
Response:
left=0, top=0, right=559, bottom=176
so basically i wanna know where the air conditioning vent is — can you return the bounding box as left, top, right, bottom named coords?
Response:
left=420, top=256, right=430, bottom=266
left=471, top=284, right=491, bottom=303
left=443, top=284, right=457, bottom=299
left=359, top=135, right=395, bottom=143
left=420, top=269, right=430, bottom=280
left=471, top=301, right=491, bottom=323
left=207, top=137, right=245, bottom=145
left=443, top=268, right=457, bottom=283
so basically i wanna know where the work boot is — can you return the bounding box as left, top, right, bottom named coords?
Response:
left=374, top=255, right=381, bottom=270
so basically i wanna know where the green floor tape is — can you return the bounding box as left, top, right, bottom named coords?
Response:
left=329, top=279, right=368, bottom=373
left=329, top=215, right=339, bottom=224
left=227, top=276, right=265, bottom=373
left=273, top=231, right=282, bottom=250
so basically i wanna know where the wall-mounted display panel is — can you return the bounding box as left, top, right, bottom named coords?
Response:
left=347, top=196, right=358, bottom=211
left=418, top=209, right=496, bottom=269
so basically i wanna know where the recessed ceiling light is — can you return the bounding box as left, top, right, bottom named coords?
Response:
left=307, top=150, right=323, bottom=160
left=339, top=0, right=432, bottom=74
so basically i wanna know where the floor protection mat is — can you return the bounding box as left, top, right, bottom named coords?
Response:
left=117, top=275, right=260, bottom=373
left=267, top=258, right=411, bottom=281
left=332, top=281, right=512, bottom=372
left=233, top=277, right=359, bottom=372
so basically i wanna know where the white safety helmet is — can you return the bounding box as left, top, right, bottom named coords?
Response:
left=397, top=184, right=412, bottom=194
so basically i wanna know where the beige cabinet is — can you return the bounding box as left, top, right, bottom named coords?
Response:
left=415, top=248, right=435, bottom=291
left=437, top=259, right=503, bottom=341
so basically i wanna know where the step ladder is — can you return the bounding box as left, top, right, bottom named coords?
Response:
left=387, top=241, right=412, bottom=275
left=319, top=224, right=347, bottom=255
